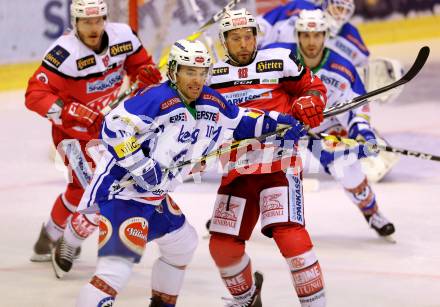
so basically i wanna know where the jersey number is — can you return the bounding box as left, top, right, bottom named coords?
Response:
left=238, top=68, right=248, bottom=79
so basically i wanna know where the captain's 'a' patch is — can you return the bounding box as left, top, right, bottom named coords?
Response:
left=44, top=45, right=70, bottom=68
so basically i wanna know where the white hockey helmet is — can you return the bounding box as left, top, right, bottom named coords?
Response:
left=294, top=9, right=329, bottom=42
left=167, top=39, right=212, bottom=83
left=322, top=0, right=355, bottom=37
left=70, top=0, right=108, bottom=27
left=218, top=9, right=259, bottom=57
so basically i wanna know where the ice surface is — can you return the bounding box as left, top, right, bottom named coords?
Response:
left=0, top=40, right=439, bottom=306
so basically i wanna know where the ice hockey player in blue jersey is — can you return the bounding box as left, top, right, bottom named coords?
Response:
left=73, top=39, right=306, bottom=307
left=260, top=0, right=403, bottom=183
left=257, top=0, right=370, bottom=67
left=264, top=9, right=395, bottom=239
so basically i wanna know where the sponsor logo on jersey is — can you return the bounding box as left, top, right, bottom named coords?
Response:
left=87, top=71, right=123, bottom=93
left=335, top=40, right=358, bottom=62
left=44, top=45, right=70, bottom=68
left=169, top=112, right=187, bottom=123
left=320, top=74, right=343, bottom=89
left=347, top=34, right=368, bottom=53
left=233, top=80, right=254, bottom=85
left=224, top=272, right=250, bottom=295
left=76, top=55, right=96, bottom=70
left=261, top=193, right=284, bottom=218
left=177, top=126, right=199, bottom=144
left=36, top=72, right=49, bottom=84
left=196, top=110, right=219, bottom=122
left=114, top=136, right=140, bottom=158
left=261, top=78, right=278, bottom=84
left=292, top=175, right=303, bottom=223
left=119, top=217, right=148, bottom=255
left=98, top=216, right=113, bottom=249
left=212, top=67, right=229, bottom=76
left=110, top=41, right=133, bottom=56
left=213, top=201, right=240, bottom=226
left=222, top=89, right=272, bottom=105
left=256, top=60, right=284, bottom=73
left=211, top=195, right=246, bottom=236
left=161, top=97, right=181, bottom=110
left=330, top=62, right=355, bottom=82
left=166, top=195, right=182, bottom=215
left=292, top=262, right=324, bottom=297
left=290, top=257, right=306, bottom=269
left=71, top=213, right=96, bottom=238
left=202, top=94, right=226, bottom=109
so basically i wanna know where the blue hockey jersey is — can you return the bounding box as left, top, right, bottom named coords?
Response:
left=79, top=81, right=278, bottom=209
left=262, top=42, right=368, bottom=132
left=257, top=1, right=370, bottom=67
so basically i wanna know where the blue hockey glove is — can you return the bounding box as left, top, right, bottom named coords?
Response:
left=348, top=121, right=376, bottom=143
left=129, top=156, right=163, bottom=192
left=274, top=113, right=307, bottom=143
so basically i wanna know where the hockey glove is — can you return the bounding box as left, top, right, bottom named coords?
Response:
left=129, top=156, right=163, bottom=192
left=348, top=121, right=378, bottom=157
left=137, top=64, right=162, bottom=90
left=348, top=121, right=377, bottom=143
left=291, top=95, right=325, bottom=128
left=274, top=113, right=307, bottom=143
left=60, top=101, right=103, bottom=137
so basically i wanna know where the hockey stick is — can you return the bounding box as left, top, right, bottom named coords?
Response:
left=309, top=131, right=440, bottom=162
left=108, top=46, right=430, bottom=190
left=59, top=139, right=93, bottom=189
left=187, top=0, right=220, bottom=62
left=240, top=45, right=430, bottom=139
left=165, top=46, right=430, bottom=169
left=324, top=46, right=430, bottom=117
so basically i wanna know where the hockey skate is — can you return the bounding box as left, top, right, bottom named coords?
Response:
left=30, top=224, right=56, bottom=262
left=223, top=271, right=263, bottom=307
left=365, top=211, right=396, bottom=242
left=51, top=238, right=77, bottom=279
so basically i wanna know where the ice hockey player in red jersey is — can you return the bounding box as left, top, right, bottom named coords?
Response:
left=25, top=0, right=161, bottom=266
left=206, top=9, right=327, bottom=307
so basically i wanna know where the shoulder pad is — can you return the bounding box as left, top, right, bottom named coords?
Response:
left=44, top=45, right=70, bottom=68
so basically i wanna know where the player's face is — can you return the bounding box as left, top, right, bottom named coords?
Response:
left=225, top=28, right=256, bottom=65
left=327, top=4, right=351, bottom=22
left=76, top=17, right=106, bottom=51
left=298, top=32, right=326, bottom=59
left=176, top=66, right=209, bottom=101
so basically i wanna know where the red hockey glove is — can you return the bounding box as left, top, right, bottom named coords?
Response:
left=61, top=102, right=103, bottom=136
left=137, top=64, right=162, bottom=90
left=291, top=95, right=325, bottom=128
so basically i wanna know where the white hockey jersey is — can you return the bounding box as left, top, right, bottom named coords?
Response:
left=79, top=81, right=280, bottom=208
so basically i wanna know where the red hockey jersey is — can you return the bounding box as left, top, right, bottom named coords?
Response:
left=207, top=47, right=327, bottom=184
left=25, top=22, right=153, bottom=140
